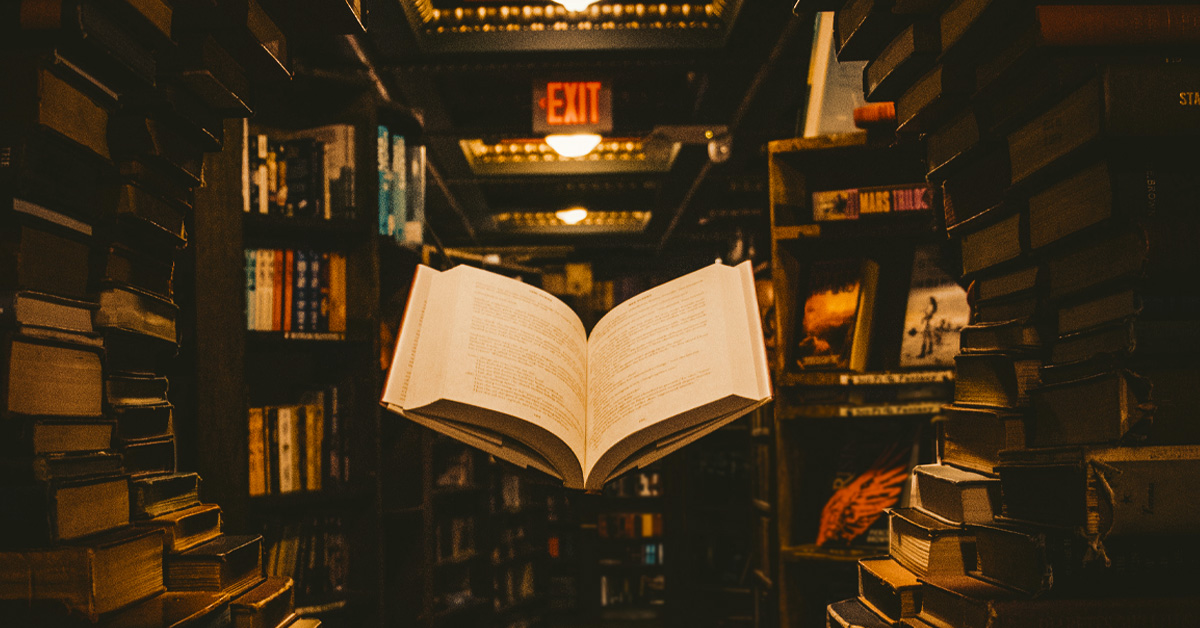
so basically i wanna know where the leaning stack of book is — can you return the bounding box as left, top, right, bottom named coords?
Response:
left=0, top=3, right=173, bottom=622
left=813, top=1, right=1200, bottom=626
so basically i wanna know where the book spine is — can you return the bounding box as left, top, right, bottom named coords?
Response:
left=242, top=120, right=251, bottom=213
left=376, top=125, right=390, bottom=237
left=248, top=407, right=266, bottom=496
left=277, top=406, right=294, bottom=493
left=405, top=144, right=425, bottom=245
left=244, top=249, right=256, bottom=330
left=282, top=249, right=294, bottom=333
left=328, top=252, right=346, bottom=334
left=1035, top=5, right=1200, bottom=47
left=310, top=140, right=324, bottom=220
left=391, top=133, right=407, bottom=239
left=269, top=250, right=282, bottom=331
left=256, top=134, right=269, bottom=215
left=255, top=249, right=269, bottom=332
left=316, top=252, right=330, bottom=333
left=266, top=407, right=279, bottom=493
left=307, top=396, right=323, bottom=491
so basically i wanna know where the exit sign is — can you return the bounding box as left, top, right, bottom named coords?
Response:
left=533, top=78, right=612, bottom=134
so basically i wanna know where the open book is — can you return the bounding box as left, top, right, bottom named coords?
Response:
left=381, top=261, right=772, bottom=491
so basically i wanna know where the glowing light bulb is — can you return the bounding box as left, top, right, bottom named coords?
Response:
left=544, top=133, right=602, bottom=157
left=554, top=0, right=601, bottom=11
left=556, top=207, right=589, bottom=225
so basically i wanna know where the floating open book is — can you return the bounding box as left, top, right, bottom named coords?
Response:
left=382, top=261, right=772, bottom=491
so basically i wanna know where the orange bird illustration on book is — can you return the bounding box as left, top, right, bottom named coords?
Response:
left=816, top=444, right=909, bottom=546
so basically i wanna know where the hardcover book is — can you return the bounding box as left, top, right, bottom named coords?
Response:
left=857, top=556, right=921, bottom=623
left=996, top=445, right=1200, bottom=549
left=2, top=331, right=103, bottom=418
left=794, top=258, right=878, bottom=372
left=135, top=503, right=222, bottom=554
left=0, top=474, right=129, bottom=545
left=887, top=507, right=976, bottom=579
left=382, top=261, right=771, bottom=492
left=909, top=463, right=999, bottom=525
left=100, top=591, right=232, bottom=628
left=229, top=576, right=296, bottom=628
left=826, top=596, right=892, bottom=628
left=0, top=526, right=164, bottom=621
left=816, top=422, right=916, bottom=547
left=167, top=534, right=264, bottom=599
left=131, top=471, right=200, bottom=519
left=899, top=245, right=968, bottom=368
left=918, top=574, right=1200, bottom=628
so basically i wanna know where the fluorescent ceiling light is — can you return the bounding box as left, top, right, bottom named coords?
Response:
left=555, top=207, right=589, bottom=225
left=554, top=0, right=601, bottom=11
left=545, top=133, right=602, bottom=157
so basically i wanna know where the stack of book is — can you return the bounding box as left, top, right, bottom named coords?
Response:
left=0, top=1, right=330, bottom=625
left=0, top=2, right=177, bottom=623
left=811, top=1, right=1200, bottom=626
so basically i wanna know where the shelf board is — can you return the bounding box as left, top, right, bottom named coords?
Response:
left=772, top=212, right=936, bottom=241
left=777, top=400, right=946, bottom=420
left=430, top=597, right=490, bottom=622
left=776, top=369, right=954, bottom=388
left=243, top=213, right=369, bottom=244
left=434, top=550, right=480, bottom=568
left=245, top=331, right=375, bottom=349
left=249, top=488, right=372, bottom=511
left=768, top=132, right=868, bottom=156
left=780, top=543, right=882, bottom=563
left=295, top=598, right=349, bottom=616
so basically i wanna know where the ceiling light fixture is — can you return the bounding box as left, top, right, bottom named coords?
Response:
left=544, top=133, right=602, bottom=157
left=556, top=207, right=589, bottom=225
left=553, top=0, right=601, bottom=11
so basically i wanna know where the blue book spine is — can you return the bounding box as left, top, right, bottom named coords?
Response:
left=294, top=250, right=309, bottom=333
left=291, top=249, right=304, bottom=333
left=245, top=248, right=257, bottom=330
left=376, top=125, right=391, bottom=237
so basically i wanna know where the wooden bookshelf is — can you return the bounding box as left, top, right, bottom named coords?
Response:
left=757, top=133, right=951, bottom=628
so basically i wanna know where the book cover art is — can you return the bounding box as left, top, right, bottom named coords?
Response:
left=816, top=423, right=917, bottom=547
left=900, top=246, right=969, bottom=368
left=795, top=259, right=868, bottom=370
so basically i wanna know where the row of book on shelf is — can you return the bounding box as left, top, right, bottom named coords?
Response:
left=817, top=1, right=1200, bottom=626
left=241, top=120, right=428, bottom=247
left=245, top=248, right=347, bottom=337
left=247, top=385, right=351, bottom=496
left=263, top=515, right=350, bottom=610
left=597, top=512, right=664, bottom=539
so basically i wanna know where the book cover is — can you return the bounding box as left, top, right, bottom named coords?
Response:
left=794, top=258, right=878, bottom=371
left=899, top=245, right=968, bottom=368
left=816, top=421, right=916, bottom=547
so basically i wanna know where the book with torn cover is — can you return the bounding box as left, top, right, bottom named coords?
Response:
left=382, top=261, right=772, bottom=492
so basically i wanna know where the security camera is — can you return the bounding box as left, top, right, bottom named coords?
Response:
left=707, top=137, right=731, bottom=163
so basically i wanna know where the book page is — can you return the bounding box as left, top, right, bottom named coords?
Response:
left=584, top=262, right=765, bottom=479
left=394, top=265, right=589, bottom=462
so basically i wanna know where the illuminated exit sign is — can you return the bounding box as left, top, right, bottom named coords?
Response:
left=533, top=78, right=612, bottom=135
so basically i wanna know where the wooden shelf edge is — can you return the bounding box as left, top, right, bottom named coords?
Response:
left=779, top=543, right=882, bottom=563
left=775, top=369, right=955, bottom=388
left=777, top=400, right=947, bottom=420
